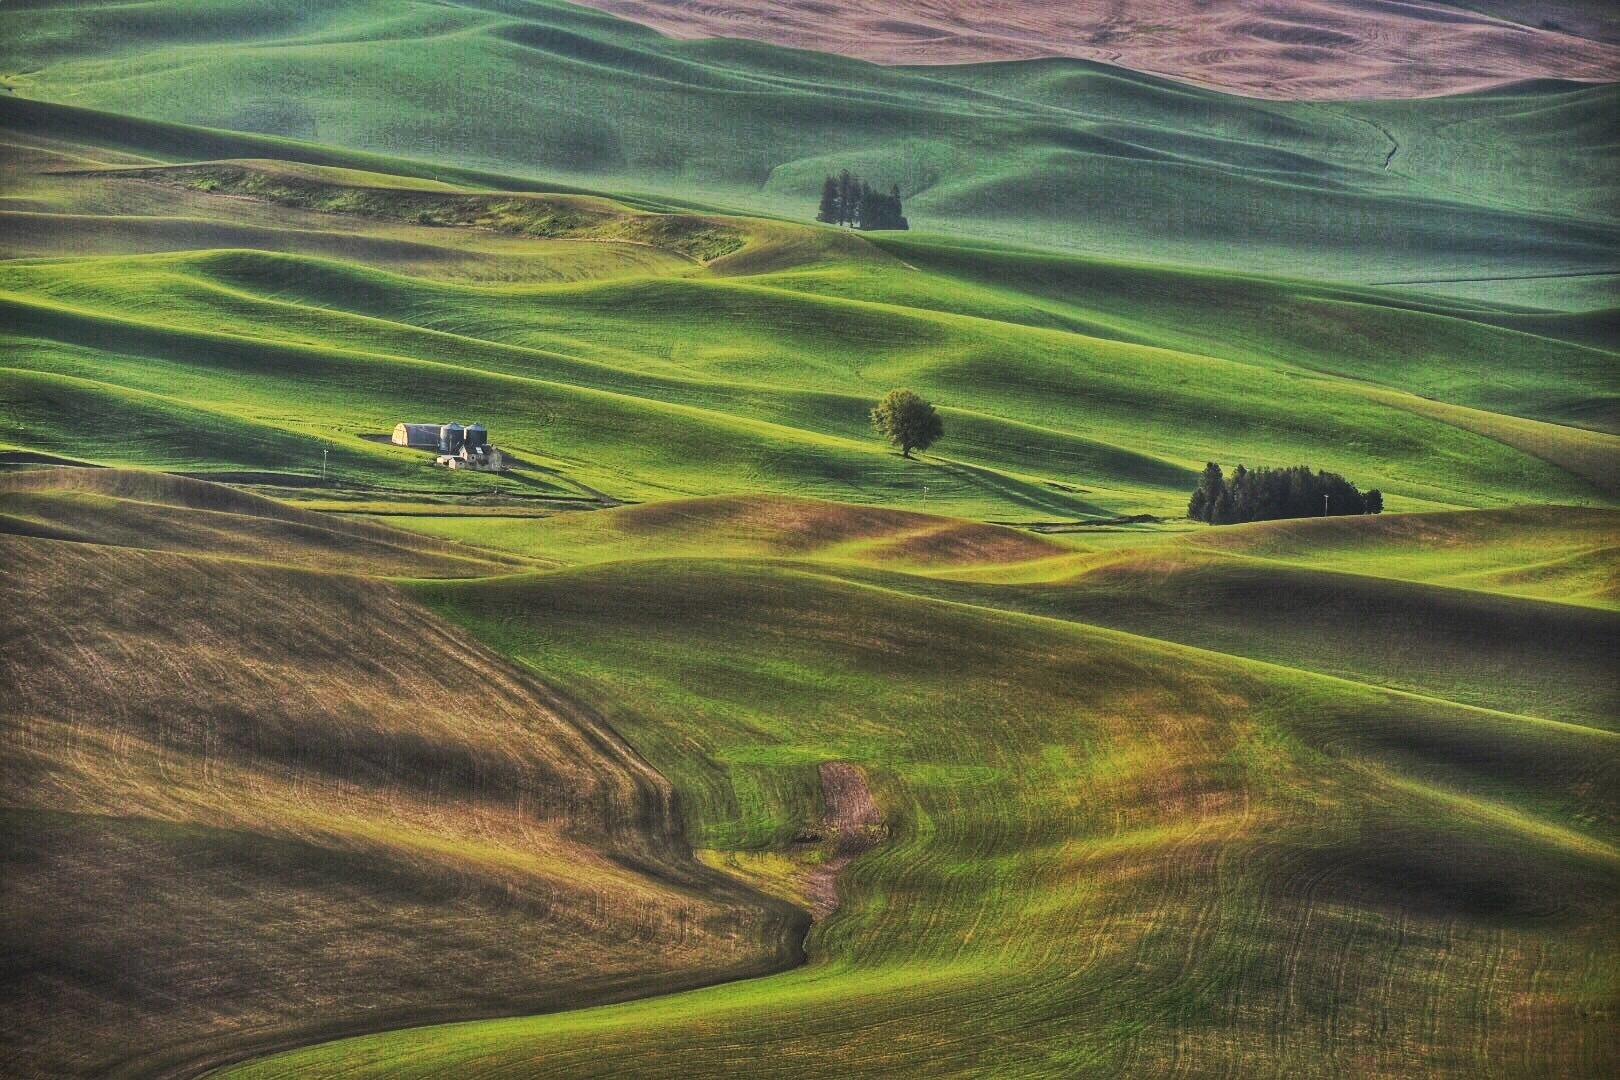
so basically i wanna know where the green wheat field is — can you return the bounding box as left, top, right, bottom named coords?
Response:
left=1, top=2, right=1616, bottom=1077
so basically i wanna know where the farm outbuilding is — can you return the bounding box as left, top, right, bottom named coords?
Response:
left=393, top=420, right=504, bottom=471
left=392, top=423, right=441, bottom=449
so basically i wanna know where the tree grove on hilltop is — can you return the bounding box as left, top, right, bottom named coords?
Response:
left=816, top=170, right=908, bottom=230
left=871, top=389, right=943, bottom=458
left=1188, top=463, right=1384, bottom=524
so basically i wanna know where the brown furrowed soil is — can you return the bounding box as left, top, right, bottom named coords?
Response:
left=569, top=0, right=1620, bottom=98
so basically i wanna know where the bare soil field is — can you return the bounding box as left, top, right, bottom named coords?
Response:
left=571, top=0, right=1620, bottom=98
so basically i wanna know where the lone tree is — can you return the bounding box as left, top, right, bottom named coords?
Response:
left=871, top=388, right=943, bottom=458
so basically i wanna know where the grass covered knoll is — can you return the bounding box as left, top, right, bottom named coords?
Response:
left=956, top=549, right=1620, bottom=730
left=0, top=473, right=803, bottom=1078
left=401, top=494, right=1620, bottom=729
left=94, top=160, right=749, bottom=263
left=1182, top=504, right=1620, bottom=607
left=4, top=236, right=1613, bottom=518
left=397, top=493, right=1072, bottom=569
left=865, top=235, right=1620, bottom=433
left=224, top=536, right=1618, bottom=1078
left=0, top=101, right=720, bottom=285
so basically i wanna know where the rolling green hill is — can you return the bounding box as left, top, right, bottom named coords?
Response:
left=3, top=113, right=1615, bottom=522
left=215, top=494, right=1618, bottom=1078
left=3, top=470, right=1612, bottom=1076
left=0, top=466, right=528, bottom=576
left=1, top=6, right=1616, bottom=1076
left=3, top=0, right=1616, bottom=293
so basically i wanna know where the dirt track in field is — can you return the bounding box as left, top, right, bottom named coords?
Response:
left=570, top=0, right=1620, bottom=99
left=807, top=762, right=886, bottom=919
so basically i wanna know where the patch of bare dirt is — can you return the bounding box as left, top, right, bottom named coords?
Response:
left=805, top=762, right=886, bottom=919
left=569, top=0, right=1620, bottom=99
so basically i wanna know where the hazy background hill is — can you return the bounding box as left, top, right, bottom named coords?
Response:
left=565, top=0, right=1620, bottom=95
left=3, top=0, right=1616, bottom=294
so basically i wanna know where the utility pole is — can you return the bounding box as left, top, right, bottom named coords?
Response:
left=1323, top=493, right=1329, bottom=517
left=922, top=484, right=929, bottom=512
left=322, top=448, right=328, bottom=485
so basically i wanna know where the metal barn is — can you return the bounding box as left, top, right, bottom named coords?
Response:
left=392, top=423, right=441, bottom=449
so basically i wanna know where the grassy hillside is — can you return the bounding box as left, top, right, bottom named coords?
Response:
left=1, top=11, right=1616, bottom=1075
left=0, top=471, right=803, bottom=1077
left=3, top=2, right=1616, bottom=291
left=3, top=116, right=1614, bottom=522
left=218, top=494, right=1618, bottom=1078
left=4, top=479, right=1614, bottom=1078
left=8, top=242, right=1613, bottom=515
left=921, top=553, right=1617, bottom=728
left=394, top=493, right=1072, bottom=568
left=1180, top=505, right=1620, bottom=607
left=400, top=495, right=1620, bottom=727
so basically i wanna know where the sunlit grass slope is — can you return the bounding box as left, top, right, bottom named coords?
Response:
left=942, top=503, right=1620, bottom=608
left=223, top=521, right=1618, bottom=1078
left=926, top=553, right=1618, bottom=729
left=7, top=239, right=1614, bottom=508
left=394, top=493, right=1072, bottom=569
left=3, top=2, right=1617, bottom=288
left=0, top=472, right=802, bottom=1077
left=860, top=236, right=1620, bottom=433
left=400, top=494, right=1620, bottom=727
left=0, top=100, right=720, bottom=284
left=398, top=493, right=1620, bottom=608
left=8, top=241, right=1614, bottom=515
left=1181, top=505, right=1620, bottom=607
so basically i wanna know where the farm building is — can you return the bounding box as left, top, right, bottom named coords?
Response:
left=392, top=423, right=441, bottom=449
left=393, top=420, right=504, bottom=471
left=436, top=422, right=501, bottom=471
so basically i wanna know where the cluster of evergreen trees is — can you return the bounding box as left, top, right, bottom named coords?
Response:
left=1189, top=463, right=1383, bottom=524
left=817, top=170, right=908, bottom=231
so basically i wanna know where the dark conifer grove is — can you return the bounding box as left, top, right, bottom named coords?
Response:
left=816, top=169, right=908, bottom=230
left=1189, top=463, right=1383, bottom=524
